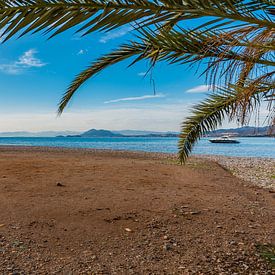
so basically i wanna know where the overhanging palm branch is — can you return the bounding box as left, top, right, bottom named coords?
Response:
left=58, top=26, right=275, bottom=113
left=178, top=80, right=275, bottom=163
left=0, top=0, right=273, bottom=41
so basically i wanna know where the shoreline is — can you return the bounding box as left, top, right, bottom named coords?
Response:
left=1, top=145, right=274, bottom=190
left=0, top=144, right=274, bottom=159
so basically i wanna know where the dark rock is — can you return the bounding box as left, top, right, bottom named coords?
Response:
left=56, top=182, right=65, bottom=187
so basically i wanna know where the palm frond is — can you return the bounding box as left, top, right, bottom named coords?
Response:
left=58, top=42, right=145, bottom=114
left=58, top=25, right=275, bottom=114
left=178, top=81, right=274, bottom=163
left=0, top=0, right=273, bottom=42
left=204, top=25, right=275, bottom=89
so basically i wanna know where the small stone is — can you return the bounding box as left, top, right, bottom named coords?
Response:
left=125, top=228, right=132, bottom=232
left=163, top=235, right=168, bottom=240
left=216, top=225, right=223, bottom=229
left=163, top=243, right=172, bottom=251
left=190, top=211, right=201, bottom=215
left=0, top=224, right=5, bottom=228
left=56, top=182, right=65, bottom=187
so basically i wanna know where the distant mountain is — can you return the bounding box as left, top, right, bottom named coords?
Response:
left=0, top=131, right=80, bottom=137
left=63, top=129, right=178, bottom=138
left=81, top=129, right=123, bottom=137
left=113, top=130, right=179, bottom=136
left=207, top=126, right=274, bottom=137
left=1, top=126, right=273, bottom=138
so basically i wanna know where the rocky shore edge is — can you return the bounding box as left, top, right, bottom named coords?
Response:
left=197, top=155, right=275, bottom=190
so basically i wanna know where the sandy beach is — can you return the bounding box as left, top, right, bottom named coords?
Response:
left=0, top=146, right=274, bottom=274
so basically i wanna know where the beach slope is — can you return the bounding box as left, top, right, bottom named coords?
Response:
left=0, top=147, right=274, bottom=273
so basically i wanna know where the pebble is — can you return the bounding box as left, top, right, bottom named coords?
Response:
left=190, top=211, right=201, bottom=215
left=198, top=155, right=275, bottom=190
left=163, top=243, right=172, bottom=251
left=56, top=182, right=65, bottom=187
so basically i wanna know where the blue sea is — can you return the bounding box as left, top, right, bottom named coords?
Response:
left=0, top=136, right=274, bottom=158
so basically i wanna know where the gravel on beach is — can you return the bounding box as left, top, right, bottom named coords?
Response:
left=197, top=155, right=275, bottom=190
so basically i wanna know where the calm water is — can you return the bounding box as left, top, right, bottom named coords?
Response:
left=0, top=137, right=274, bottom=158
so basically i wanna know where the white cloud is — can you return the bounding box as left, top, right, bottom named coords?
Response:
left=138, top=72, right=147, bottom=77
left=99, top=27, right=131, bottom=43
left=104, top=94, right=165, bottom=104
left=0, top=104, right=189, bottom=132
left=77, top=49, right=88, bottom=55
left=17, top=49, right=45, bottom=67
left=186, top=85, right=210, bottom=93
left=0, top=102, right=269, bottom=132
left=0, top=49, right=46, bottom=75
left=0, top=64, right=21, bottom=74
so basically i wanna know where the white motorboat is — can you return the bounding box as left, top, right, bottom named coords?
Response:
left=209, top=135, right=240, bottom=144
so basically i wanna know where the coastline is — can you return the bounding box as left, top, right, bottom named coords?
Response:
left=1, top=145, right=274, bottom=190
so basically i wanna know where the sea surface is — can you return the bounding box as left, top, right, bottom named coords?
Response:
left=0, top=136, right=274, bottom=158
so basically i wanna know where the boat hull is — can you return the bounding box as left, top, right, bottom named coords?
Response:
left=209, top=140, right=240, bottom=144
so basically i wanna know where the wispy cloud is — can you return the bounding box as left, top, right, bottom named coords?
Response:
left=138, top=72, right=147, bottom=77
left=77, top=49, right=88, bottom=55
left=17, top=49, right=45, bottom=67
left=99, top=27, right=131, bottom=43
left=0, top=102, right=267, bottom=132
left=186, top=85, right=210, bottom=93
left=0, top=103, right=188, bottom=132
left=0, top=49, right=46, bottom=75
left=104, top=94, right=165, bottom=104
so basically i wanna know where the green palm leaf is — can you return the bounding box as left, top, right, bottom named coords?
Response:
left=0, top=0, right=273, bottom=42
left=58, top=43, right=145, bottom=114
left=58, top=26, right=275, bottom=113
left=178, top=81, right=274, bottom=163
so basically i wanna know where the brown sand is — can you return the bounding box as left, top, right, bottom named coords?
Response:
left=0, top=146, right=274, bottom=274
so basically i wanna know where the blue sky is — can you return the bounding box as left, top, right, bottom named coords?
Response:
left=0, top=26, right=263, bottom=132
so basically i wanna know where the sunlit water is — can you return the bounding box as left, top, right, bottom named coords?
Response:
left=0, top=137, right=274, bottom=158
